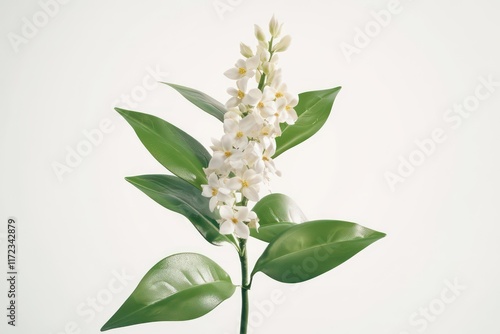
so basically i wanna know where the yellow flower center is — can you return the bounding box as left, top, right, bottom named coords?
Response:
left=275, top=92, right=284, bottom=98
left=238, top=67, right=246, bottom=75
left=212, top=188, right=218, bottom=196
left=262, top=156, right=269, bottom=161
left=237, top=90, right=245, bottom=99
left=261, top=129, right=269, bottom=136
left=231, top=218, right=238, bottom=224
left=236, top=131, right=244, bottom=138
left=286, top=105, right=292, bottom=111
left=257, top=102, right=264, bottom=108
left=224, top=151, right=232, bottom=157
left=241, top=180, right=249, bottom=188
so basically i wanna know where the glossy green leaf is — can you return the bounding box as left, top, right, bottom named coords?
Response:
left=251, top=220, right=385, bottom=283
left=101, top=253, right=235, bottom=331
left=274, top=87, right=341, bottom=158
left=163, top=83, right=226, bottom=122
left=250, top=193, right=307, bottom=242
left=126, top=174, right=238, bottom=248
left=116, top=108, right=210, bottom=189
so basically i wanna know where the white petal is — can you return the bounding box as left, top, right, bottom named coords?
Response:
left=224, top=68, right=241, bottom=80
left=219, top=220, right=235, bottom=235
left=209, top=197, right=218, bottom=212
left=242, top=168, right=254, bottom=179
left=201, top=185, right=212, bottom=197
left=209, top=153, right=224, bottom=169
left=236, top=206, right=249, bottom=220
left=254, top=159, right=265, bottom=174
left=207, top=173, right=219, bottom=187
left=242, top=187, right=259, bottom=202
left=285, top=92, right=298, bottom=107
left=236, top=59, right=246, bottom=68
left=225, top=97, right=240, bottom=108
left=243, top=89, right=262, bottom=105
left=234, top=222, right=250, bottom=239
left=227, top=87, right=239, bottom=97
left=218, top=187, right=231, bottom=195
left=226, top=177, right=242, bottom=190
left=286, top=108, right=298, bottom=124
left=219, top=205, right=234, bottom=220
left=221, top=134, right=234, bottom=151
left=211, top=137, right=221, bottom=149
left=246, top=55, right=260, bottom=70
left=223, top=118, right=239, bottom=134
left=248, top=211, right=258, bottom=220
left=236, top=77, right=248, bottom=91
left=248, top=173, right=263, bottom=185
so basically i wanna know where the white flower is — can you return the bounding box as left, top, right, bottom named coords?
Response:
left=251, top=86, right=276, bottom=117
left=224, top=56, right=260, bottom=80
left=219, top=205, right=251, bottom=238
left=226, top=169, right=262, bottom=202
left=269, top=78, right=288, bottom=100
left=226, top=78, right=249, bottom=108
left=201, top=173, right=232, bottom=211
left=209, top=135, right=243, bottom=171
left=257, top=123, right=276, bottom=148
left=241, top=141, right=262, bottom=168
left=239, top=113, right=263, bottom=138
left=224, top=118, right=249, bottom=149
left=255, top=141, right=281, bottom=177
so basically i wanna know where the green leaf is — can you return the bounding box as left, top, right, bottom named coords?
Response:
left=116, top=108, right=210, bottom=189
left=163, top=83, right=226, bottom=122
left=251, top=220, right=385, bottom=283
left=101, top=253, right=235, bottom=331
left=250, top=193, right=307, bottom=242
left=274, top=87, right=341, bottom=158
left=126, top=174, right=238, bottom=248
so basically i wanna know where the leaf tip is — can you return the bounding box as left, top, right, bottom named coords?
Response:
left=124, top=176, right=138, bottom=186
left=114, top=107, right=131, bottom=118
left=100, top=321, right=112, bottom=332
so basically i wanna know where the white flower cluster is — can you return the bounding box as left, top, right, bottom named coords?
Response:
left=202, top=16, right=297, bottom=239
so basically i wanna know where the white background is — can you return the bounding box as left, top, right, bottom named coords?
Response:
left=1, top=0, right=499, bottom=333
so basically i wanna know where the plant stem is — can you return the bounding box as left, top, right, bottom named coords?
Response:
left=239, top=238, right=249, bottom=334
left=257, top=37, right=275, bottom=91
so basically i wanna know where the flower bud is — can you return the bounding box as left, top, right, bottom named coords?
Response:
left=248, top=211, right=260, bottom=231
left=262, top=61, right=274, bottom=75
left=257, top=46, right=269, bottom=62
left=272, top=35, right=291, bottom=52
left=254, top=24, right=266, bottom=43
left=269, top=15, right=280, bottom=37
left=239, top=42, right=253, bottom=58
left=255, top=70, right=262, bottom=84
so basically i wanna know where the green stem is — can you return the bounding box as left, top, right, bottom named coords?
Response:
left=239, top=238, right=249, bottom=334
left=257, top=37, right=275, bottom=91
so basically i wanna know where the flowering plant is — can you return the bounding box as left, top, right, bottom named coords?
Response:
left=102, top=16, right=385, bottom=334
